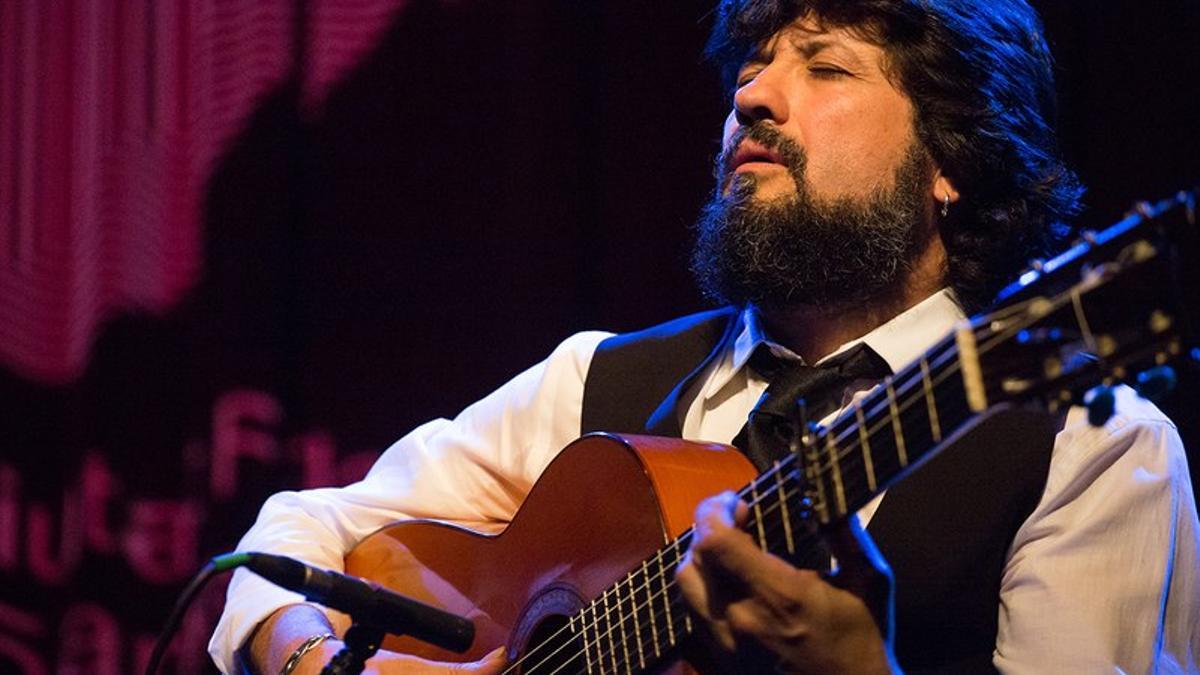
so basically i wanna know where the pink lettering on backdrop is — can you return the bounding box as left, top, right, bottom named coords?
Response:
left=81, top=452, right=119, bottom=555
left=338, top=450, right=381, bottom=486
left=0, top=387, right=384, bottom=671
left=122, top=500, right=200, bottom=585
left=57, top=604, right=120, bottom=675
left=0, top=636, right=46, bottom=675
left=0, top=466, right=17, bottom=570
left=26, top=486, right=82, bottom=586
left=0, top=601, right=47, bottom=675
left=211, top=390, right=284, bottom=501
left=295, top=431, right=338, bottom=489
left=293, top=432, right=379, bottom=488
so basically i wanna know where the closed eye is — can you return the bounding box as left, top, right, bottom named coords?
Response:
left=809, top=65, right=849, bottom=79
left=736, top=69, right=763, bottom=89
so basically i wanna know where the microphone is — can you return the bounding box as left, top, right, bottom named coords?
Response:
left=242, top=552, right=475, bottom=653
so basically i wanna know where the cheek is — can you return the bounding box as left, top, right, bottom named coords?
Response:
left=805, top=99, right=916, bottom=195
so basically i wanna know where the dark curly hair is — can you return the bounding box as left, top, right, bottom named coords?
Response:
left=706, top=0, right=1085, bottom=313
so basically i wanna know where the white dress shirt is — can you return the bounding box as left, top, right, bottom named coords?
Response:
left=209, top=290, right=1200, bottom=674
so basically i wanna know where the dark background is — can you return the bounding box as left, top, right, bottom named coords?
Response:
left=1, top=1, right=1197, bottom=672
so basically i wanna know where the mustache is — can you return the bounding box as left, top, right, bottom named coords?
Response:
left=717, top=122, right=807, bottom=178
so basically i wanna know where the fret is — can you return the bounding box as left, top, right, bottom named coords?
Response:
left=601, top=589, right=620, bottom=674
left=825, top=431, right=847, bottom=516
left=640, top=559, right=661, bottom=658
left=749, top=482, right=768, bottom=551
left=773, top=460, right=796, bottom=555
left=854, top=400, right=877, bottom=492
left=583, top=602, right=600, bottom=675
left=572, top=614, right=594, bottom=675
left=619, top=587, right=633, bottom=674
left=955, top=323, right=989, bottom=412
left=804, top=442, right=830, bottom=523
left=886, top=378, right=909, bottom=467
left=657, top=549, right=677, bottom=647
left=919, top=357, right=943, bottom=442
left=625, top=572, right=645, bottom=670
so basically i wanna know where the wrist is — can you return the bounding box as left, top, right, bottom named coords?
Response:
left=246, top=603, right=337, bottom=675
left=280, top=632, right=336, bottom=675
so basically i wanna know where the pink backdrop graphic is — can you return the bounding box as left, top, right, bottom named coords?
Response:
left=0, top=0, right=401, bottom=385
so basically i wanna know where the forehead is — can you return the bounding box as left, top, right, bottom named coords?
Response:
left=744, top=14, right=889, bottom=67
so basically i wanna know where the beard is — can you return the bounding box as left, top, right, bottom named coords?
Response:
left=691, top=122, right=934, bottom=312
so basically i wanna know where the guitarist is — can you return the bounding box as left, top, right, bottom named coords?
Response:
left=210, top=1, right=1200, bottom=673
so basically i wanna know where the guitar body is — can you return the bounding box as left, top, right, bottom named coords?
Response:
left=343, top=433, right=757, bottom=672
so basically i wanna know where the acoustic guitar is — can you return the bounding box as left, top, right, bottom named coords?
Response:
left=343, top=192, right=1197, bottom=674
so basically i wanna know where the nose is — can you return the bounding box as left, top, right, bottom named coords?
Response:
left=732, top=66, right=789, bottom=128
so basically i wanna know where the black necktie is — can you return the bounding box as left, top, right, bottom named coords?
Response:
left=733, top=342, right=892, bottom=473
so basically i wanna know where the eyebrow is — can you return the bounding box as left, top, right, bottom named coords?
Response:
left=792, top=38, right=834, bottom=58
left=744, top=35, right=866, bottom=68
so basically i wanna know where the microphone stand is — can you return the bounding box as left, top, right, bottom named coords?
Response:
left=320, top=623, right=385, bottom=675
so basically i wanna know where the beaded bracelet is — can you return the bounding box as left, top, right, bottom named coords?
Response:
left=280, top=632, right=336, bottom=675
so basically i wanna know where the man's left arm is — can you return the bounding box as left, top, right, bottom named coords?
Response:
left=995, top=388, right=1200, bottom=673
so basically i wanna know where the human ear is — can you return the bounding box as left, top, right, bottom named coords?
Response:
left=932, top=170, right=959, bottom=207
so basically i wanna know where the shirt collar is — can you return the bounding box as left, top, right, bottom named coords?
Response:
left=704, top=289, right=966, bottom=401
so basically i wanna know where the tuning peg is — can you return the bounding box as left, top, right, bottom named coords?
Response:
left=1084, top=385, right=1116, bottom=427
left=1136, top=365, right=1178, bottom=402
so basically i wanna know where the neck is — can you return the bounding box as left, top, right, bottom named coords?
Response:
left=759, top=234, right=948, bottom=363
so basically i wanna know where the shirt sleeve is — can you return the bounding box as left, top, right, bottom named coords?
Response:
left=207, top=330, right=611, bottom=674
left=994, top=386, right=1200, bottom=673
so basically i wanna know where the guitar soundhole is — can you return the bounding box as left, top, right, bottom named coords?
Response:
left=509, top=583, right=585, bottom=675
left=515, top=615, right=577, bottom=674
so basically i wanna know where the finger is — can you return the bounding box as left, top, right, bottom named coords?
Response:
left=694, top=491, right=741, bottom=537
left=675, top=549, right=713, bottom=620
left=678, top=547, right=743, bottom=651
left=460, top=647, right=506, bottom=674
left=694, top=518, right=799, bottom=594
left=693, top=491, right=790, bottom=587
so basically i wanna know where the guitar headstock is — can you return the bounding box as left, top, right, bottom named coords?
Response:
left=967, top=188, right=1198, bottom=422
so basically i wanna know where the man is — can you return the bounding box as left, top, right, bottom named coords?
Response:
left=210, top=1, right=1200, bottom=673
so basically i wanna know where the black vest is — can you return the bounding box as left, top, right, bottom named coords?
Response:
left=581, top=309, right=1056, bottom=674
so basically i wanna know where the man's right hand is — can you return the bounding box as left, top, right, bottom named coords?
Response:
left=249, top=604, right=505, bottom=675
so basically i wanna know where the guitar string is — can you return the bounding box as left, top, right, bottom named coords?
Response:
left=508, top=341, right=959, bottom=674
left=514, top=316, right=1040, bottom=673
